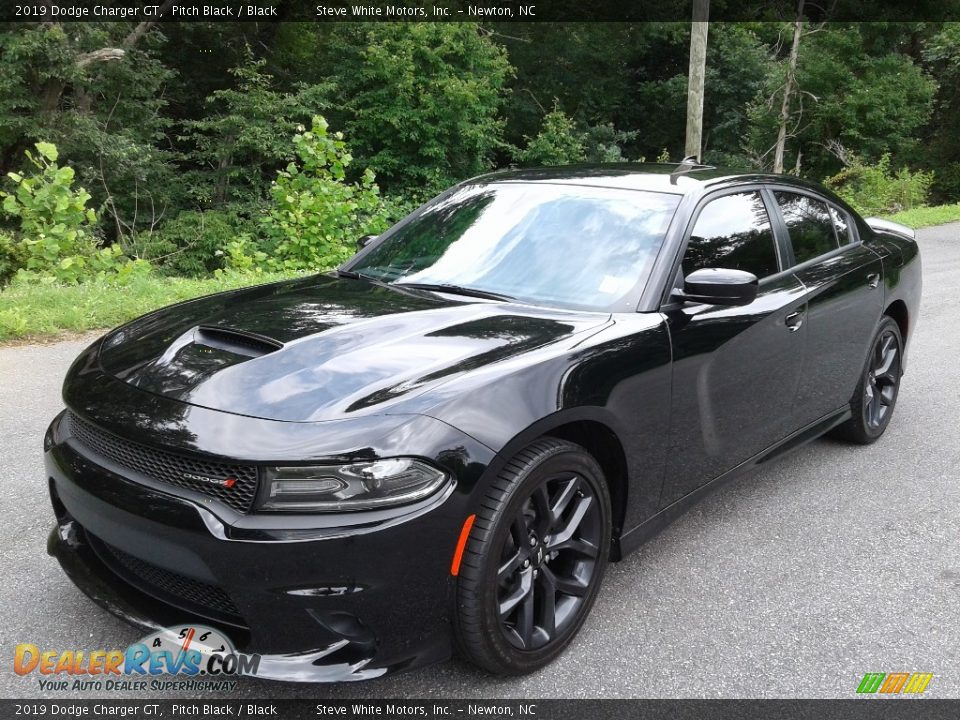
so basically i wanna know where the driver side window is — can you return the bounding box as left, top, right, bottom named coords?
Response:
left=683, top=192, right=779, bottom=279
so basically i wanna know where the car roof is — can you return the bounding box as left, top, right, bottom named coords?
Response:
left=472, top=163, right=829, bottom=198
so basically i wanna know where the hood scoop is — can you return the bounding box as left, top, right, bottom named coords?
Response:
left=194, top=326, right=283, bottom=358
left=122, top=325, right=283, bottom=399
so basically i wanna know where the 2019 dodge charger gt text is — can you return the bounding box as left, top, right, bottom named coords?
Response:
left=43, top=163, right=921, bottom=680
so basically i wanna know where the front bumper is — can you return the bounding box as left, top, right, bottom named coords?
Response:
left=44, top=409, right=492, bottom=682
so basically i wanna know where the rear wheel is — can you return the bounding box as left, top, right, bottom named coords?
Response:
left=831, top=316, right=903, bottom=444
left=454, top=438, right=611, bottom=675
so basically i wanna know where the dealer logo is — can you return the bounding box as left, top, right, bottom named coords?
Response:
left=15, top=625, right=261, bottom=692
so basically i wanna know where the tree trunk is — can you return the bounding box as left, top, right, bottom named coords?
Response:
left=214, top=135, right=237, bottom=206
left=684, top=0, right=710, bottom=162
left=774, top=0, right=804, bottom=174
left=38, top=78, right=65, bottom=114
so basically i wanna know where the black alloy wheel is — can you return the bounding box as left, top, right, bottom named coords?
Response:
left=497, top=472, right=603, bottom=650
left=864, top=327, right=901, bottom=430
left=832, top=316, right=903, bottom=444
left=455, top=438, right=611, bottom=675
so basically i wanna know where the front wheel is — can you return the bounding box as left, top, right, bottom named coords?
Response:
left=454, top=438, right=612, bottom=675
left=831, top=316, right=903, bottom=444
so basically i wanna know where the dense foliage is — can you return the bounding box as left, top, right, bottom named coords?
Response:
left=0, top=20, right=955, bottom=285
left=254, top=116, right=389, bottom=272
left=513, top=109, right=586, bottom=167
left=826, top=154, right=933, bottom=216
left=1, top=142, right=147, bottom=283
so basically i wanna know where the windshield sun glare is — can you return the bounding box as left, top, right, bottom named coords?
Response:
left=351, top=183, right=680, bottom=311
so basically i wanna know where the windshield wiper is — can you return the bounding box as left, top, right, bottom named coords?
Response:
left=393, top=282, right=514, bottom=302
left=338, top=271, right=514, bottom=302
left=335, top=268, right=384, bottom=282
left=335, top=268, right=372, bottom=279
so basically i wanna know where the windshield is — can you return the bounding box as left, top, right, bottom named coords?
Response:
left=350, top=182, right=680, bottom=311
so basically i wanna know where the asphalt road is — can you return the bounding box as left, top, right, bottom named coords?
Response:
left=1, top=223, right=958, bottom=700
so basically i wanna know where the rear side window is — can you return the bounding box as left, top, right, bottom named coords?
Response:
left=683, top=191, right=779, bottom=278
left=774, top=191, right=840, bottom=263
left=830, top=206, right=853, bottom=244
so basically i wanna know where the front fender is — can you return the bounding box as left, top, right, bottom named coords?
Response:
left=423, top=314, right=673, bottom=537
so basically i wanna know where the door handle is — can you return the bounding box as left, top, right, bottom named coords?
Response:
left=785, top=311, right=804, bottom=332
left=866, top=273, right=880, bottom=288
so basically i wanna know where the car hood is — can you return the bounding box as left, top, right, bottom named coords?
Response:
left=96, top=274, right=608, bottom=422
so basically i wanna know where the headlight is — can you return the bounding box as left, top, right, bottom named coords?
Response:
left=260, top=458, right=449, bottom=512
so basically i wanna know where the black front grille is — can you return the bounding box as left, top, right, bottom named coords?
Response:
left=66, top=412, right=259, bottom=513
left=91, top=534, right=242, bottom=622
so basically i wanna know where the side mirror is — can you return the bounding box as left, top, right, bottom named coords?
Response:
left=357, top=234, right=378, bottom=251
left=675, top=268, right=758, bottom=306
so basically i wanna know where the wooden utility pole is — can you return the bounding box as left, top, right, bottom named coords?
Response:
left=774, top=0, right=804, bottom=174
left=684, top=0, right=710, bottom=162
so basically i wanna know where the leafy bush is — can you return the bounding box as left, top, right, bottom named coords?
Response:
left=135, top=209, right=256, bottom=277
left=930, top=162, right=960, bottom=205
left=0, top=230, right=25, bottom=285
left=219, top=237, right=268, bottom=275
left=251, top=116, right=389, bottom=272
left=1, top=142, right=99, bottom=279
left=379, top=194, right=420, bottom=226
left=825, top=154, right=933, bottom=216
left=582, top=123, right=639, bottom=163
left=513, top=109, right=586, bottom=167
left=0, top=306, right=29, bottom=338
left=0, top=142, right=147, bottom=283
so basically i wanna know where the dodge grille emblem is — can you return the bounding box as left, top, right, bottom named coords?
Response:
left=182, top=472, right=237, bottom=489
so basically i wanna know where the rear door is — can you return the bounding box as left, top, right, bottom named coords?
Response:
left=659, top=188, right=807, bottom=508
left=769, top=188, right=884, bottom=428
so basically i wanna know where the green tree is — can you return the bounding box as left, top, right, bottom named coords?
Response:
left=0, top=23, right=177, bottom=242
left=629, top=23, right=771, bottom=165
left=921, top=23, right=960, bottom=200
left=178, top=49, right=331, bottom=208
left=513, top=108, right=586, bottom=166
left=329, top=23, right=512, bottom=197
left=746, top=24, right=936, bottom=177
left=493, top=23, right=639, bottom=152
left=581, top=123, right=639, bottom=163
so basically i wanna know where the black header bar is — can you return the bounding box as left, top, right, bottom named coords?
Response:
left=2, top=699, right=960, bottom=720
left=3, top=0, right=960, bottom=23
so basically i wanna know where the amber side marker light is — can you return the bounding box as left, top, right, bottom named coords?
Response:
left=450, top=514, right=477, bottom=576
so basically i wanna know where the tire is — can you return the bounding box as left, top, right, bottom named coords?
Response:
left=454, top=438, right=612, bottom=675
left=830, top=316, right=904, bottom=445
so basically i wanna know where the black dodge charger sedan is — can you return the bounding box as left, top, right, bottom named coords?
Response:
left=44, top=163, right=921, bottom=680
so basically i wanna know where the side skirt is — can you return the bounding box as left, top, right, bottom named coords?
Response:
left=615, top=406, right=851, bottom=559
